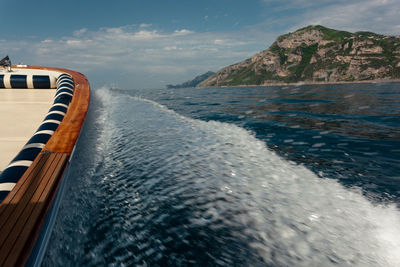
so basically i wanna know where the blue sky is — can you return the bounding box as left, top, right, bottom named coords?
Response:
left=1, top=0, right=399, bottom=88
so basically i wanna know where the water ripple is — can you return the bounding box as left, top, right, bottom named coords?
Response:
left=43, top=89, right=400, bottom=266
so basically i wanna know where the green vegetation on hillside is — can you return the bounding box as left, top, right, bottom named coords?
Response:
left=355, top=31, right=384, bottom=38
left=296, top=25, right=352, bottom=41
left=294, top=43, right=319, bottom=81
left=197, top=25, right=400, bottom=87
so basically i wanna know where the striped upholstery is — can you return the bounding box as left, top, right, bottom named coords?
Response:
left=0, top=73, right=74, bottom=202
left=0, top=74, right=57, bottom=89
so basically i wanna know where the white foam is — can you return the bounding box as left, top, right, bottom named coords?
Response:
left=95, top=88, right=400, bottom=266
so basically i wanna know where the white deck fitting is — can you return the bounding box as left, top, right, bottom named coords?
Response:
left=0, top=89, right=55, bottom=171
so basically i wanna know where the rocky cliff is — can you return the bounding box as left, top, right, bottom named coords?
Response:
left=198, top=25, right=400, bottom=87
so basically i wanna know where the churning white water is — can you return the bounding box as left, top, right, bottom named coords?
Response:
left=43, top=88, right=400, bottom=266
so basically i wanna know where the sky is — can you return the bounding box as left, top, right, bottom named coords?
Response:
left=0, top=0, right=399, bottom=89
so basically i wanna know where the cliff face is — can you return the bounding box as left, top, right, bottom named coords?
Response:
left=198, top=25, right=400, bottom=87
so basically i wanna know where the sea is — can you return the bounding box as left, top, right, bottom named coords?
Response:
left=42, top=83, right=400, bottom=266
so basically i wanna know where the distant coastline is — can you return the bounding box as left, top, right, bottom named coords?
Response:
left=166, top=71, right=215, bottom=89
left=215, top=78, right=400, bottom=88
left=175, top=78, right=400, bottom=89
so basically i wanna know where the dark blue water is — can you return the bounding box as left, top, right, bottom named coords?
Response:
left=140, top=83, right=400, bottom=203
left=43, top=83, right=400, bottom=266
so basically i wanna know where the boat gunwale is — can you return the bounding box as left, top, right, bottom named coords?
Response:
left=0, top=65, right=90, bottom=266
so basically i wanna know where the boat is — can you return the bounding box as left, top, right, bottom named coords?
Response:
left=0, top=58, right=90, bottom=266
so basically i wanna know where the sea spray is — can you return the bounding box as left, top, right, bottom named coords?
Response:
left=43, top=88, right=400, bottom=266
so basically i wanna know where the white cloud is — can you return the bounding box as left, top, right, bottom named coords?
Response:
left=2, top=25, right=267, bottom=88
left=73, top=28, right=88, bottom=36
left=173, top=29, right=193, bottom=36
left=5, top=0, right=397, bottom=89
left=259, top=0, right=400, bottom=35
left=105, top=27, right=124, bottom=35
left=139, top=23, right=152, bottom=28
left=65, top=39, right=83, bottom=46
left=132, top=30, right=162, bottom=40
left=41, top=39, right=53, bottom=44
left=163, top=46, right=178, bottom=51
left=295, top=0, right=400, bottom=35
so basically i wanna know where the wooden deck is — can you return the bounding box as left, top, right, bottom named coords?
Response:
left=0, top=66, right=90, bottom=266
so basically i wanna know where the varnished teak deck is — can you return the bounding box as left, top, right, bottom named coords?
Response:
left=0, top=66, right=90, bottom=266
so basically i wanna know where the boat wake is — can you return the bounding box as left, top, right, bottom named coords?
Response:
left=43, top=88, right=400, bottom=266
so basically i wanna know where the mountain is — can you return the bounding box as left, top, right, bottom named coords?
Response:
left=166, top=71, right=215, bottom=88
left=198, top=25, right=400, bottom=87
